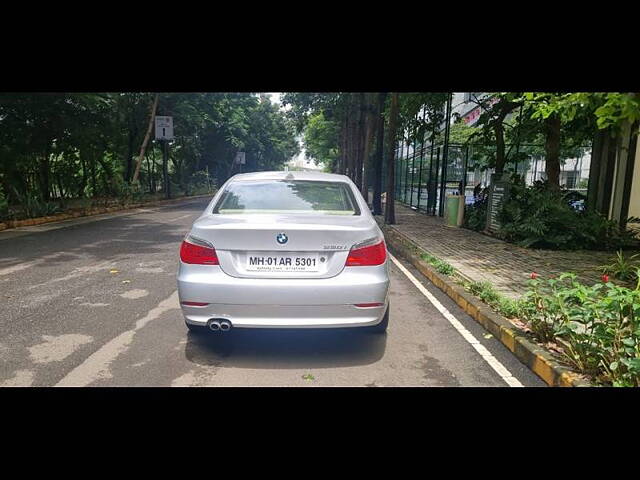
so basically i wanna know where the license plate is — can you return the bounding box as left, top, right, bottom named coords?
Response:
left=245, top=252, right=319, bottom=272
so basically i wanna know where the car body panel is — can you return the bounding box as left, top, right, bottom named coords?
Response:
left=177, top=171, right=390, bottom=329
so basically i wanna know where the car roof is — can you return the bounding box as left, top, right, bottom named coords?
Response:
left=228, top=171, right=351, bottom=183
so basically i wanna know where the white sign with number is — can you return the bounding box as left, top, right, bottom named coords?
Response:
left=155, top=116, right=174, bottom=140
left=235, top=151, right=246, bottom=165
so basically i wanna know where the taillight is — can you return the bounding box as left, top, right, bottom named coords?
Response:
left=181, top=301, right=210, bottom=307
left=180, top=236, right=219, bottom=265
left=345, top=240, right=386, bottom=266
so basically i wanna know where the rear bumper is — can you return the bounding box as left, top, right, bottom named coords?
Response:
left=177, top=262, right=389, bottom=328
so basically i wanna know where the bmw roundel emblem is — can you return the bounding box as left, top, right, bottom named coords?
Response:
left=276, top=233, right=288, bottom=245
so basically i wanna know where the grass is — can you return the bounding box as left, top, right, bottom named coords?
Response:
left=420, top=252, right=455, bottom=275
left=463, top=280, right=520, bottom=319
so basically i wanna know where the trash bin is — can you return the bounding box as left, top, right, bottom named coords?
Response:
left=444, top=194, right=465, bottom=227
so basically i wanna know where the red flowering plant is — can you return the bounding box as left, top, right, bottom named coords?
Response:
left=519, top=270, right=640, bottom=386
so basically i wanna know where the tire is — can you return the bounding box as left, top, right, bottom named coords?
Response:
left=368, top=305, right=389, bottom=334
left=185, top=322, right=208, bottom=334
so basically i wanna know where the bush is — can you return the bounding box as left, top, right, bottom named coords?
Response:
left=519, top=273, right=640, bottom=386
left=600, top=250, right=640, bottom=284
left=184, top=170, right=216, bottom=196
left=12, top=189, right=60, bottom=219
left=497, top=179, right=638, bottom=250
left=463, top=185, right=489, bottom=232
left=0, top=189, right=8, bottom=220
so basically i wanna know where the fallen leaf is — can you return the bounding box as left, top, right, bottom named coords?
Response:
left=121, top=280, right=131, bottom=284
left=109, top=269, right=119, bottom=274
left=483, top=333, right=493, bottom=339
left=302, top=373, right=315, bottom=381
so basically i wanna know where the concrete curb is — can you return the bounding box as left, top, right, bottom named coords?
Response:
left=0, top=194, right=213, bottom=232
left=379, top=221, right=592, bottom=387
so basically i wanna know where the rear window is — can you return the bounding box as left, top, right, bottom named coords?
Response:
left=213, top=180, right=360, bottom=215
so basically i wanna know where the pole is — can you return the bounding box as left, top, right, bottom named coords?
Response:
left=439, top=93, right=453, bottom=217
left=162, top=140, right=170, bottom=199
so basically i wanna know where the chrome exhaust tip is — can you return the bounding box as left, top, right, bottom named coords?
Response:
left=219, top=320, right=232, bottom=332
left=208, top=320, right=221, bottom=331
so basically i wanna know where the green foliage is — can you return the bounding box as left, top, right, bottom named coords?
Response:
left=420, top=252, right=455, bottom=275
left=594, top=93, right=640, bottom=130
left=11, top=189, right=61, bottom=219
left=600, top=250, right=640, bottom=283
left=184, top=170, right=216, bottom=196
left=520, top=273, right=640, bottom=386
left=303, top=112, right=339, bottom=171
left=463, top=280, right=519, bottom=318
left=0, top=93, right=298, bottom=218
left=0, top=187, right=8, bottom=219
left=435, top=120, right=479, bottom=145
left=497, top=178, right=639, bottom=250
left=463, top=186, right=489, bottom=232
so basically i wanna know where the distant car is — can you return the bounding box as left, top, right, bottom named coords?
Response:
left=177, top=171, right=390, bottom=334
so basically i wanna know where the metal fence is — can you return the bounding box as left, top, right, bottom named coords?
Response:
left=394, top=141, right=592, bottom=216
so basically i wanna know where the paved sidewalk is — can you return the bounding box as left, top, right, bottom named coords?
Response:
left=382, top=204, right=629, bottom=299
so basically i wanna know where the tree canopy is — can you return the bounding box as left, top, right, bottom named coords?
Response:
left=0, top=93, right=299, bottom=207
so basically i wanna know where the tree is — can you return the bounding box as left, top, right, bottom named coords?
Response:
left=384, top=93, right=400, bottom=224
left=470, top=93, right=523, bottom=177
left=131, top=93, right=159, bottom=185
left=372, top=92, right=387, bottom=215
left=0, top=93, right=298, bottom=216
left=522, top=92, right=601, bottom=190
left=303, top=112, right=340, bottom=171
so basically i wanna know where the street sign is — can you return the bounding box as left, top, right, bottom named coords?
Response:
left=235, top=151, right=246, bottom=165
left=486, top=176, right=511, bottom=233
left=155, top=116, right=174, bottom=141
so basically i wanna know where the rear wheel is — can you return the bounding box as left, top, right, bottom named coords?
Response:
left=368, top=305, right=389, bottom=334
left=185, top=322, right=208, bottom=334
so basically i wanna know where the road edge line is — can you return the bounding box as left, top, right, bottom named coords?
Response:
left=388, top=252, right=523, bottom=387
left=379, top=221, right=592, bottom=387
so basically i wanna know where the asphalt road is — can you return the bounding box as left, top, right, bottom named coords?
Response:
left=0, top=197, right=545, bottom=387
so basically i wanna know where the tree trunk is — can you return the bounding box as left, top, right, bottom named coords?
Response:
left=494, top=122, right=506, bottom=176
left=338, top=114, right=347, bottom=174
left=38, top=152, right=51, bottom=201
left=384, top=93, right=400, bottom=224
left=125, top=120, right=135, bottom=182
left=491, top=98, right=519, bottom=178
left=354, top=93, right=364, bottom=192
left=544, top=114, right=561, bottom=190
left=79, top=155, right=87, bottom=197
left=361, top=93, right=376, bottom=202
left=91, top=153, right=97, bottom=198
left=132, top=93, right=160, bottom=185
left=346, top=95, right=355, bottom=179
left=372, top=93, right=387, bottom=215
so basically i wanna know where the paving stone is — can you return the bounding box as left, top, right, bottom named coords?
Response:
left=385, top=204, right=637, bottom=299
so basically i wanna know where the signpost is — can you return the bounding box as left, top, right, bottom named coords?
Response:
left=155, top=116, right=173, bottom=199
left=155, top=116, right=174, bottom=141
left=486, top=174, right=510, bottom=233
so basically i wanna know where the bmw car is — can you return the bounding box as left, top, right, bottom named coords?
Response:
left=177, top=171, right=390, bottom=334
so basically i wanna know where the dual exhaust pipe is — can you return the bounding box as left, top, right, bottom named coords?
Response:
left=208, top=319, right=232, bottom=332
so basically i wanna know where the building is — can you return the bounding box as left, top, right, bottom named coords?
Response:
left=588, top=122, right=640, bottom=229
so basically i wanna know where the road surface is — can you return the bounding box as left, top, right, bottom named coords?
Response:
left=0, top=197, right=545, bottom=387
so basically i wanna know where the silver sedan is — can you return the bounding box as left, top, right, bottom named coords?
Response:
left=177, top=171, right=390, bottom=334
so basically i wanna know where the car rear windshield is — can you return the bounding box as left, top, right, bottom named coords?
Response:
left=212, top=180, right=360, bottom=215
